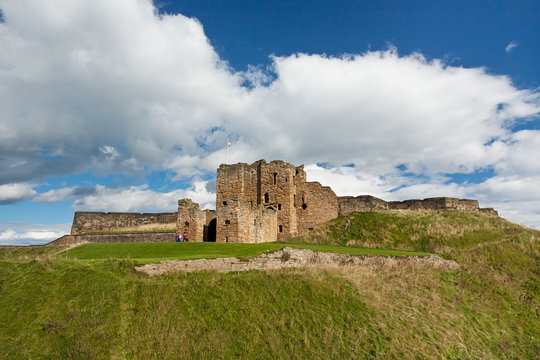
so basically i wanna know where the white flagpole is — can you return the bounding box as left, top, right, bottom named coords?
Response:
left=226, top=138, right=230, bottom=164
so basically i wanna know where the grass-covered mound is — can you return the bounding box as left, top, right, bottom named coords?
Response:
left=0, top=211, right=538, bottom=359
left=64, top=242, right=430, bottom=263
left=294, top=210, right=532, bottom=252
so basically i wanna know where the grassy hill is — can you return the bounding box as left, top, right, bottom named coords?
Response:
left=0, top=211, right=538, bottom=359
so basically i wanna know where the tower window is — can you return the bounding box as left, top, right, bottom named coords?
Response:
left=279, top=225, right=283, bottom=232
left=302, top=203, right=308, bottom=210
left=185, top=221, right=189, bottom=227
left=223, top=201, right=227, bottom=206
left=225, top=219, right=230, bottom=225
left=278, top=204, right=281, bottom=210
left=264, top=193, right=269, bottom=203
left=273, top=172, right=277, bottom=185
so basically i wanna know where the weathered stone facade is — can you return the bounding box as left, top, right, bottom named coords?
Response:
left=210, top=160, right=338, bottom=243
left=66, top=159, right=498, bottom=245
left=71, top=211, right=176, bottom=235
left=50, top=232, right=176, bottom=246
left=338, top=195, right=389, bottom=215
left=176, top=199, right=216, bottom=242
left=388, top=197, right=479, bottom=211
left=338, top=195, right=498, bottom=216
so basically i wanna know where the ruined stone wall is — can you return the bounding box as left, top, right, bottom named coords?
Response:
left=177, top=199, right=205, bottom=242
left=259, top=160, right=298, bottom=240
left=204, top=210, right=217, bottom=225
left=336, top=195, right=496, bottom=217
left=67, top=160, right=499, bottom=244
left=297, top=182, right=339, bottom=234
left=216, top=195, right=277, bottom=243
left=442, top=198, right=479, bottom=211
left=338, top=196, right=389, bottom=216
left=388, top=197, right=479, bottom=211
left=216, top=195, right=242, bottom=243
left=479, top=208, right=499, bottom=216
left=49, top=232, right=176, bottom=246
left=217, top=162, right=261, bottom=208
left=216, top=160, right=338, bottom=242
left=240, top=202, right=277, bottom=243
left=254, top=207, right=278, bottom=243
left=71, top=212, right=177, bottom=235
left=217, top=160, right=298, bottom=241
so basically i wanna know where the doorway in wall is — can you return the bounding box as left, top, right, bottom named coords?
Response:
left=204, top=218, right=216, bottom=242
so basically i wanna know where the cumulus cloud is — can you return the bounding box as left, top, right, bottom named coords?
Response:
left=0, top=183, right=36, bottom=204
left=306, top=159, right=540, bottom=229
left=0, top=222, right=70, bottom=245
left=0, top=0, right=539, bottom=229
left=505, top=41, right=518, bottom=53
left=1, top=0, right=537, bottom=185
left=0, top=0, right=244, bottom=183
left=35, top=186, right=97, bottom=203
left=36, top=181, right=216, bottom=212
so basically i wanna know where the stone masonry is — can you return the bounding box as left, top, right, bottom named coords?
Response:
left=338, top=195, right=498, bottom=216
left=212, top=160, right=338, bottom=243
left=64, top=159, right=498, bottom=245
left=177, top=199, right=216, bottom=243
left=71, top=211, right=176, bottom=235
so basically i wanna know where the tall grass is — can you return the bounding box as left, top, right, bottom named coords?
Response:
left=0, top=211, right=538, bottom=359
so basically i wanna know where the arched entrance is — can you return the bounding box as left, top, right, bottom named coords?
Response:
left=204, top=218, right=216, bottom=242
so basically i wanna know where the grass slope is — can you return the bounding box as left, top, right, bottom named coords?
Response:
left=0, top=211, right=538, bottom=359
left=63, top=242, right=431, bottom=263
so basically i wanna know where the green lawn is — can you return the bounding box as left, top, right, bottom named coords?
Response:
left=62, top=241, right=432, bottom=263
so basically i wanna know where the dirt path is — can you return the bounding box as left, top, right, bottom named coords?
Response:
left=135, top=247, right=460, bottom=276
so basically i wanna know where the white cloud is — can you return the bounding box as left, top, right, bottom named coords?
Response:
left=36, top=187, right=81, bottom=203
left=1, top=0, right=537, bottom=185
left=0, top=1, right=539, bottom=229
left=505, top=41, right=518, bottom=53
left=306, top=161, right=540, bottom=230
left=0, top=0, right=245, bottom=183
left=0, top=183, right=36, bottom=204
left=36, top=181, right=216, bottom=212
left=0, top=222, right=70, bottom=245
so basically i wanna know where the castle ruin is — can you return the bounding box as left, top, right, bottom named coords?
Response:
left=176, top=160, right=338, bottom=243
left=62, top=159, right=498, bottom=245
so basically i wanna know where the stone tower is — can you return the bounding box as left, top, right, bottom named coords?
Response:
left=215, top=160, right=338, bottom=243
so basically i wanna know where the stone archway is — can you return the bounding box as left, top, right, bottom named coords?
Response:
left=204, top=218, right=217, bottom=242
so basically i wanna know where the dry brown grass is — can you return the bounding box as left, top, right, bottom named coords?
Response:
left=301, top=262, right=521, bottom=359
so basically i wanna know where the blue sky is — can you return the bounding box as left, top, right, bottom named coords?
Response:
left=0, top=0, right=539, bottom=245
left=162, top=0, right=538, bottom=88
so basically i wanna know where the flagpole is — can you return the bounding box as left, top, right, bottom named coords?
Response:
left=226, top=138, right=230, bottom=164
